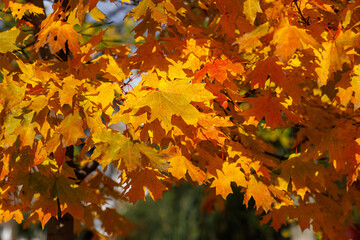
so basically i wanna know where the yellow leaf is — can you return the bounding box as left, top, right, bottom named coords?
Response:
left=0, top=70, right=26, bottom=111
left=351, top=66, right=360, bottom=109
left=337, top=64, right=360, bottom=109
left=335, top=29, right=360, bottom=49
left=243, top=0, right=262, bottom=24
left=15, top=111, right=37, bottom=147
left=211, top=162, right=247, bottom=198
left=342, top=9, right=352, bottom=29
left=59, top=75, right=81, bottom=107
left=91, top=130, right=126, bottom=168
left=85, top=82, right=121, bottom=115
left=125, top=79, right=214, bottom=131
left=89, top=7, right=107, bottom=23
left=101, top=55, right=127, bottom=82
left=130, top=0, right=155, bottom=21
left=0, top=28, right=20, bottom=53
left=29, top=95, right=48, bottom=113
left=92, top=129, right=168, bottom=171
left=7, top=2, right=44, bottom=20
left=164, top=59, right=188, bottom=80
left=17, top=60, right=41, bottom=87
left=169, top=155, right=207, bottom=184
left=315, top=41, right=349, bottom=86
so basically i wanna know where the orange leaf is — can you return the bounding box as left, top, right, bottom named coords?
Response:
left=247, top=58, right=286, bottom=88
left=194, top=59, right=244, bottom=83
left=272, top=17, right=321, bottom=62
left=244, top=175, right=274, bottom=212
left=125, top=168, right=168, bottom=204
left=56, top=110, right=86, bottom=147
left=242, top=94, right=300, bottom=128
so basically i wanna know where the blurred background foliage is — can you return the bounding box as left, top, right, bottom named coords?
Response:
left=120, top=184, right=287, bottom=240
left=257, top=126, right=297, bottom=157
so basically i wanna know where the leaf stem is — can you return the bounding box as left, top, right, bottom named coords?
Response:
left=216, top=0, right=226, bottom=14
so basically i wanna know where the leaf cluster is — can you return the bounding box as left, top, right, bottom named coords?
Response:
left=1, top=0, right=360, bottom=239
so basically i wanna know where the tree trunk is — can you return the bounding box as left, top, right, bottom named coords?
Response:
left=46, top=213, right=74, bottom=240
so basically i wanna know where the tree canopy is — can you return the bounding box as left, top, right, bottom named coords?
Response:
left=1, top=0, right=360, bottom=239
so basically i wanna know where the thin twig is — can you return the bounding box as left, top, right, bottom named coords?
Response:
left=57, top=197, right=62, bottom=219
left=293, top=0, right=310, bottom=25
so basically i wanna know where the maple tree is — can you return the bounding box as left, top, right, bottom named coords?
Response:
left=1, top=0, right=360, bottom=239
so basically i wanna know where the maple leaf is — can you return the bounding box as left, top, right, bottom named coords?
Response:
left=169, top=155, right=207, bottom=184
left=242, top=93, right=300, bottom=128
left=56, top=109, right=86, bottom=148
left=14, top=111, right=37, bottom=147
left=0, top=208, right=23, bottom=224
left=124, top=78, right=214, bottom=132
left=7, top=2, right=44, bottom=20
left=196, top=115, right=232, bottom=145
left=260, top=205, right=295, bottom=230
left=244, top=175, right=274, bottom=212
left=100, top=55, right=127, bottom=82
left=85, top=81, right=121, bottom=115
left=243, top=0, right=262, bottom=24
left=58, top=75, right=81, bottom=107
left=92, top=129, right=168, bottom=171
left=210, top=162, right=247, bottom=198
left=17, top=60, right=45, bottom=88
left=315, top=41, right=349, bottom=86
left=97, top=208, right=134, bottom=236
left=125, top=168, right=168, bottom=204
left=312, top=121, right=360, bottom=175
left=164, top=59, right=188, bottom=80
left=272, top=17, right=321, bottom=62
left=278, top=153, right=323, bottom=199
left=0, top=70, right=26, bottom=112
left=89, top=7, right=107, bottom=23
left=182, top=38, right=210, bottom=72
left=31, top=198, right=57, bottom=228
left=234, top=22, right=271, bottom=54
left=314, top=29, right=360, bottom=86
left=194, top=59, right=244, bottom=84
left=0, top=28, right=21, bottom=53
left=247, top=57, right=286, bottom=88
left=50, top=176, right=98, bottom=221
left=35, top=19, right=83, bottom=57
left=337, top=64, right=360, bottom=109
left=129, top=0, right=154, bottom=21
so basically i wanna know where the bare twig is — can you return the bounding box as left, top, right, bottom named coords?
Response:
left=293, top=0, right=310, bottom=25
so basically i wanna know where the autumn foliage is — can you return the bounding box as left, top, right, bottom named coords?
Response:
left=1, top=0, right=360, bottom=239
